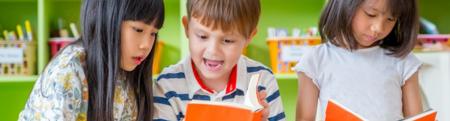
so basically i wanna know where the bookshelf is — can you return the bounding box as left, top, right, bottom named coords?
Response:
left=0, top=1, right=38, bottom=120
left=0, top=0, right=81, bottom=80
left=0, top=0, right=80, bottom=120
left=0, top=0, right=38, bottom=82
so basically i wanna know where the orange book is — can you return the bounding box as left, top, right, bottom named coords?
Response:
left=325, top=99, right=367, bottom=121
left=325, top=99, right=437, bottom=121
left=401, top=109, right=437, bottom=121
left=184, top=74, right=264, bottom=121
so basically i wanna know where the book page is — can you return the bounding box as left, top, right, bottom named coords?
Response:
left=244, top=73, right=263, bottom=111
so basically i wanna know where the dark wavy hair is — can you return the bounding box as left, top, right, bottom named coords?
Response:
left=319, top=0, right=419, bottom=58
left=79, top=0, right=164, bottom=120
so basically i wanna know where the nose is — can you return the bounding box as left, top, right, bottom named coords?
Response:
left=204, top=39, right=220, bottom=56
left=370, top=20, right=383, bottom=36
left=139, top=36, right=154, bottom=51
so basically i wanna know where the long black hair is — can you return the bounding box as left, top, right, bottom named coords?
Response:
left=79, top=0, right=164, bottom=120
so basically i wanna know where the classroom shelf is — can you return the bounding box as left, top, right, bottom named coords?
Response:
left=275, top=73, right=297, bottom=80
left=0, top=0, right=39, bottom=80
left=0, top=0, right=36, bottom=2
left=0, top=0, right=77, bottom=120
left=0, top=75, right=38, bottom=83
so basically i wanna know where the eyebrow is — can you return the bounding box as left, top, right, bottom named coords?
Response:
left=192, top=26, right=208, bottom=34
left=365, top=6, right=394, bottom=17
left=367, top=6, right=382, bottom=12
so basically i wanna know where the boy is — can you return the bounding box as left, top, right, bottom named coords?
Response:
left=153, top=0, right=285, bottom=120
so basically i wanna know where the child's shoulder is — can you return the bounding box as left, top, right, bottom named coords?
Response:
left=297, top=43, right=332, bottom=61
left=155, top=58, right=189, bottom=84
left=240, top=56, right=273, bottom=75
left=37, top=44, right=87, bottom=97
left=53, top=43, right=85, bottom=65
left=308, top=42, right=334, bottom=55
left=239, top=56, right=278, bottom=86
left=46, top=44, right=85, bottom=72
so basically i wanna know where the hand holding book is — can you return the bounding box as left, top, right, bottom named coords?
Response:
left=257, top=88, right=269, bottom=120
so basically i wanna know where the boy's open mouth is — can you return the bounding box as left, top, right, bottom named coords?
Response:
left=203, top=58, right=224, bottom=72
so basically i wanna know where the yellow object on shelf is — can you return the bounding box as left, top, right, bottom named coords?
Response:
left=16, top=25, right=24, bottom=40
left=152, top=41, right=164, bottom=75
left=267, top=37, right=321, bottom=74
left=25, top=20, right=33, bottom=41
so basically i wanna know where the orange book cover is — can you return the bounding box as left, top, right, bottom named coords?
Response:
left=184, top=74, right=264, bottom=121
left=325, top=99, right=367, bottom=121
left=184, top=101, right=263, bottom=121
left=401, top=109, right=437, bottom=121
left=325, top=99, right=437, bottom=121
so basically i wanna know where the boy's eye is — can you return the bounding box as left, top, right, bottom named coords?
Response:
left=133, top=27, right=144, bottom=33
left=198, top=35, right=208, bottom=39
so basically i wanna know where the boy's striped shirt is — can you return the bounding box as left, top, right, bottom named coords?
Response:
left=153, top=56, right=285, bottom=121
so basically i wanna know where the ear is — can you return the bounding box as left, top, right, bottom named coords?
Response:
left=182, top=16, right=189, bottom=38
left=245, top=28, right=258, bottom=46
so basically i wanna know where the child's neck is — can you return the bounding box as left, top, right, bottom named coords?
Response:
left=200, top=73, right=230, bottom=93
left=191, top=61, right=238, bottom=93
left=199, top=68, right=232, bottom=92
left=200, top=66, right=237, bottom=93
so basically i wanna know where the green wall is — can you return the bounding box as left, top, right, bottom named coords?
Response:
left=254, top=1, right=324, bottom=120
left=0, top=1, right=37, bottom=36
left=419, top=0, right=450, bottom=33
left=0, top=82, right=35, bottom=121
left=157, top=0, right=181, bottom=73
left=249, top=0, right=325, bottom=67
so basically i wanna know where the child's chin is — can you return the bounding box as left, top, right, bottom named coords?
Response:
left=121, top=65, right=137, bottom=72
left=201, top=70, right=225, bottom=79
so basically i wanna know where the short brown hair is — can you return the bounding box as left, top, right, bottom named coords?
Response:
left=186, top=0, right=261, bottom=38
left=318, top=0, right=419, bottom=58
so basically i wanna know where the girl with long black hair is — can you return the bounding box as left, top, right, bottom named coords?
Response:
left=19, top=0, right=164, bottom=120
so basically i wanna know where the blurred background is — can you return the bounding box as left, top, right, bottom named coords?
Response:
left=0, top=0, right=449, bottom=120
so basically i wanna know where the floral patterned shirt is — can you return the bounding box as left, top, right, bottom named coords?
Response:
left=19, top=44, right=137, bottom=121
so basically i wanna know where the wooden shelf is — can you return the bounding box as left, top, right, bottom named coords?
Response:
left=0, top=75, right=38, bottom=83
left=52, top=0, right=79, bottom=2
left=274, top=73, right=297, bottom=80
left=0, top=0, right=36, bottom=2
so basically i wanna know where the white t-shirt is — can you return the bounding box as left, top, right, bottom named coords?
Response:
left=294, top=42, right=422, bottom=121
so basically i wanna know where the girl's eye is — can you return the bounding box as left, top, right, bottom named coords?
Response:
left=133, top=27, right=144, bottom=33
left=151, top=32, right=157, bottom=37
left=224, top=39, right=235, bottom=43
left=365, top=12, right=376, bottom=17
left=387, top=17, right=397, bottom=22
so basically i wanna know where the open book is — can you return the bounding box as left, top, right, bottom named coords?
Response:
left=184, top=73, right=263, bottom=121
left=325, top=99, right=437, bottom=121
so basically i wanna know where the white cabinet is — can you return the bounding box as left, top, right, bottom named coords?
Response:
left=415, top=52, right=450, bottom=120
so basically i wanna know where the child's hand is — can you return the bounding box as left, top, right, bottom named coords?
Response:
left=257, top=90, right=269, bottom=121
